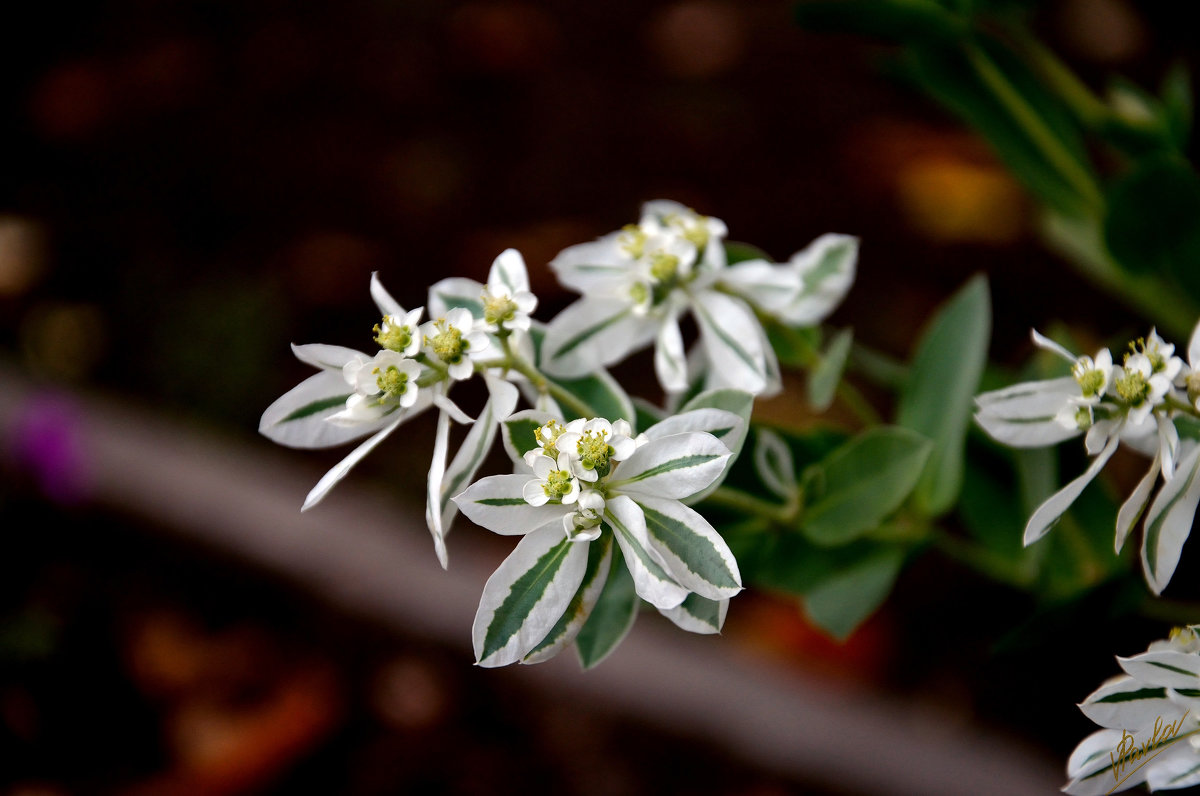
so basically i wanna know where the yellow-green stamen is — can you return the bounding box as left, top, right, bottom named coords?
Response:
left=375, top=365, right=410, bottom=397
left=535, top=420, right=566, bottom=458
left=543, top=469, right=574, bottom=499
left=430, top=321, right=467, bottom=364
left=577, top=430, right=613, bottom=473
left=483, top=293, right=519, bottom=327
left=1076, top=368, right=1105, bottom=397
left=1115, top=369, right=1149, bottom=405
left=618, top=224, right=647, bottom=259
left=648, top=251, right=680, bottom=283
left=374, top=319, right=413, bottom=353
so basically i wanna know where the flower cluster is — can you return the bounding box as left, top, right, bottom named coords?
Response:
left=974, top=323, right=1200, bottom=593
left=541, top=200, right=857, bottom=396
left=454, top=408, right=745, bottom=667
left=1065, top=626, right=1200, bottom=794
left=259, top=200, right=844, bottom=667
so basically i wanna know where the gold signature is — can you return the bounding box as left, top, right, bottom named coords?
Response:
left=1108, top=711, right=1191, bottom=793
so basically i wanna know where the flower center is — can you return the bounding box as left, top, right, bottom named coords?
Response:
left=618, top=224, right=647, bottom=259
left=483, top=293, right=518, bottom=327
left=535, top=420, right=566, bottom=458
left=629, top=281, right=649, bottom=307
left=543, top=469, right=574, bottom=499
left=1073, top=405, right=1093, bottom=430
left=1115, top=368, right=1149, bottom=405
left=567, top=507, right=603, bottom=537
left=666, top=212, right=709, bottom=249
left=1075, top=368, right=1105, bottom=397
left=374, top=318, right=413, bottom=354
left=430, top=321, right=467, bottom=364
left=648, top=251, right=680, bottom=283
left=576, top=430, right=613, bottom=474
left=374, top=365, right=410, bottom=398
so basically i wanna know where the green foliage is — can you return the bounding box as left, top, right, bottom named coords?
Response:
left=575, top=547, right=638, bottom=669
left=800, top=426, right=933, bottom=545
left=897, top=275, right=991, bottom=517
left=808, top=327, right=853, bottom=411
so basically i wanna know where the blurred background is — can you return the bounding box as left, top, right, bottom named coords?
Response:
left=0, top=0, right=1195, bottom=793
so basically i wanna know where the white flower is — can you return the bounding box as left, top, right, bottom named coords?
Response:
left=453, top=406, right=746, bottom=667
left=420, top=307, right=490, bottom=381
left=553, top=417, right=638, bottom=483
left=329, top=350, right=422, bottom=424
left=479, top=249, right=538, bottom=332
left=975, top=325, right=1200, bottom=594
left=522, top=450, right=582, bottom=507
left=1064, top=627, right=1200, bottom=795
left=373, top=307, right=423, bottom=357
left=540, top=200, right=781, bottom=396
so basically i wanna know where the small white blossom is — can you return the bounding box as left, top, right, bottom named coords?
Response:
left=421, top=307, right=490, bottom=381
left=522, top=450, right=582, bottom=507
left=330, top=350, right=422, bottom=425
left=480, top=249, right=538, bottom=332
left=373, top=307, right=424, bottom=357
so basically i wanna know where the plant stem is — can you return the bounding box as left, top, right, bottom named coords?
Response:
left=964, top=43, right=1104, bottom=213
left=930, top=528, right=1037, bottom=589
left=1139, top=597, right=1200, bottom=627
left=702, top=485, right=797, bottom=525
left=495, top=332, right=597, bottom=419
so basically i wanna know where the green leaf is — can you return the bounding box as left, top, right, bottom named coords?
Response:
left=724, top=241, right=772, bottom=265
left=1104, top=156, right=1200, bottom=301
left=808, top=327, right=854, bottom=411
left=896, top=274, right=991, bottom=516
left=801, top=426, right=933, bottom=545
left=802, top=545, right=905, bottom=640
left=676, top=388, right=755, bottom=502
left=1162, top=63, right=1193, bottom=150
left=753, top=429, right=797, bottom=500
left=552, top=369, right=634, bottom=423
left=575, top=546, right=639, bottom=669
left=502, top=410, right=550, bottom=461
left=901, top=41, right=1095, bottom=218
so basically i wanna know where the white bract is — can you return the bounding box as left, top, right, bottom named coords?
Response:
left=1065, top=626, right=1200, bottom=795
left=454, top=406, right=746, bottom=667
left=974, top=324, right=1199, bottom=593
left=540, top=200, right=856, bottom=397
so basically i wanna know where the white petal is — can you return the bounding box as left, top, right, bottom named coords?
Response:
left=718, top=260, right=800, bottom=313
left=454, top=474, right=573, bottom=535
left=370, top=272, right=405, bottom=318
left=472, top=524, right=591, bottom=667
left=1031, top=328, right=1078, bottom=363
left=1190, top=318, right=1200, bottom=369
left=426, top=410, right=452, bottom=568
left=1024, top=434, right=1120, bottom=545
left=434, top=393, right=476, bottom=424
left=488, top=248, right=530, bottom=296
left=654, top=314, right=688, bottom=393
left=605, top=495, right=688, bottom=610
left=301, top=418, right=403, bottom=511
left=692, top=290, right=768, bottom=395
left=549, top=233, right=628, bottom=294
left=260, top=370, right=389, bottom=449
left=290, top=343, right=368, bottom=371
left=1116, top=454, right=1161, bottom=553
left=1141, top=443, right=1200, bottom=594
left=427, top=277, right=484, bottom=319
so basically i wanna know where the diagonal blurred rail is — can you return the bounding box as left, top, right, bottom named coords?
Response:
left=0, top=362, right=1063, bottom=795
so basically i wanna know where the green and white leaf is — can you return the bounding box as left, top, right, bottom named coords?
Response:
left=604, top=496, right=688, bottom=610
left=693, top=290, right=770, bottom=396
left=551, top=367, right=635, bottom=423
left=801, top=426, right=932, bottom=546
left=302, top=417, right=403, bottom=511
left=260, top=369, right=377, bottom=449
left=1118, top=650, right=1200, bottom=690
left=453, top=474, right=573, bottom=536
left=611, top=432, right=732, bottom=502
left=671, top=389, right=755, bottom=502
left=753, top=428, right=797, bottom=500
left=428, top=276, right=485, bottom=318
left=501, top=409, right=554, bottom=467
left=808, top=327, right=853, bottom=411
left=1142, top=444, right=1200, bottom=594
left=540, top=297, right=655, bottom=379
left=472, top=524, right=591, bottom=667
left=658, top=594, right=728, bottom=635
left=436, top=379, right=519, bottom=533
left=524, top=535, right=614, bottom=664
left=575, top=546, right=639, bottom=670
left=1063, top=728, right=1146, bottom=796
left=638, top=496, right=741, bottom=601
left=1079, top=675, right=1174, bottom=730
